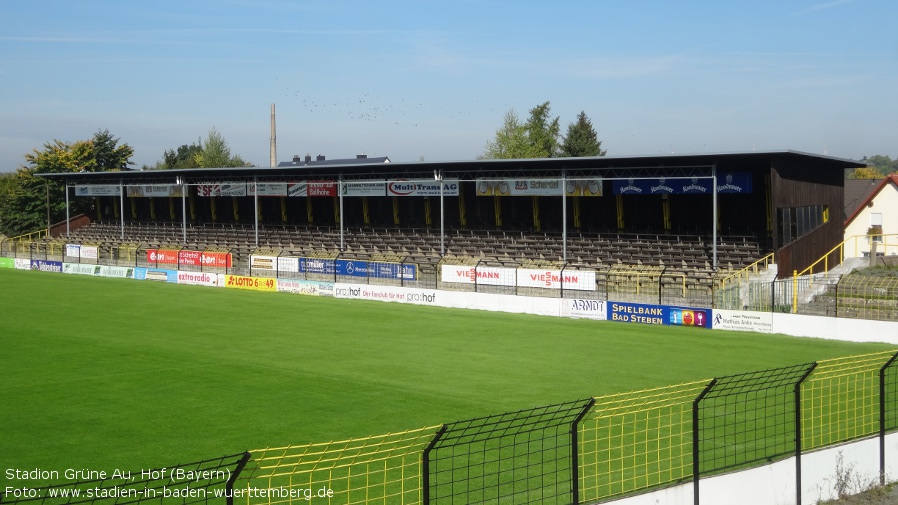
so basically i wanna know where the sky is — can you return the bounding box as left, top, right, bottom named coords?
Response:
left=0, top=0, right=896, bottom=172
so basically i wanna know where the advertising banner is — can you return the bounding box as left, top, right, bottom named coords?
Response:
left=711, top=309, right=773, bottom=333
left=74, top=185, right=121, bottom=197
left=716, top=172, right=753, bottom=193
left=63, top=263, right=100, bottom=276
left=564, top=179, right=603, bottom=197
left=334, top=283, right=438, bottom=305
left=343, top=181, right=386, bottom=197
left=147, top=249, right=178, bottom=264
left=335, top=259, right=417, bottom=280
left=31, top=260, right=63, bottom=273
left=248, top=183, right=289, bottom=197
left=177, top=271, right=220, bottom=287
left=177, top=249, right=203, bottom=266
left=79, top=245, right=98, bottom=260
left=277, top=257, right=300, bottom=273
left=276, top=279, right=332, bottom=296
left=476, top=178, right=576, bottom=197
left=133, top=267, right=178, bottom=283
left=14, top=258, right=31, bottom=270
left=250, top=255, right=277, bottom=271
left=66, top=243, right=98, bottom=260
left=126, top=185, right=183, bottom=197
left=224, top=275, right=277, bottom=291
left=287, top=182, right=307, bottom=197
left=0, top=257, right=14, bottom=268
left=196, top=183, right=247, bottom=197
left=608, top=301, right=710, bottom=328
left=516, top=268, right=596, bottom=291
left=96, top=266, right=134, bottom=279
left=560, top=299, right=607, bottom=320
left=300, top=257, right=335, bottom=275
left=668, top=307, right=710, bottom=328
left=308, top=180, right=337, bottom=197
left=147, top=249, right=232, bottom=268
left=441, top=264, right=516, bottom=286
left=291, top=257, right=415, bottom=280
left=612, top=173, right=752, bottom=195
left=387, top=179, right=460, bottom=197
left=200, top=251, right=232, bottom=268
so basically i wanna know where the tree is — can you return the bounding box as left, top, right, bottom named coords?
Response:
left=561, top=111, right=606, bottom=157
left=199, top=128, right=231, bottom=168
left=525, top=101, right=562, bottom=158
left=864, top=155, right=897, bottom=176
left=0, top=139, right=100, bottom=236
left=91, top=129, right=134, bottom=171
left=482, top=109, right=543, bottom=159
left=160, top=143, right=204, bottom=170
left=483, top=102, right=607, bottom=160
left=153, top=129, right=249, bottom=169
left=847, top=167, right=882, bottom=179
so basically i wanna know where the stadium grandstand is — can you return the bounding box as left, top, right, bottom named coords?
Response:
left=20, top=150, right=862, bottom=305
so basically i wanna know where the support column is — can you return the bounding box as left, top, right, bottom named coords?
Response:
left=253, top=176, right=259, bottom=247
left=712, top=165, right=718, bottom=269
left=65, top=183, right=70, bottom=236
left=119, top=179, right=124, bottom=241
left=562, top=171, right=567, bottom=263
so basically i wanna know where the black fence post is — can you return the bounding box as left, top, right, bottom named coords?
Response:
left=226, top=452, right=252, bottom=505
left=570, top=398, right=595, bottom=505
left=421, top=425, right=447, bottom=505
left=880, top=352, right=898, bottom=485
left=794, top=362, right=817, bottom=505
left=692, top=379, right=717, bottom=505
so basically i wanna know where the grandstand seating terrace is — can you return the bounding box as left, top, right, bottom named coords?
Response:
left=56, top=221, right=767, bottom=276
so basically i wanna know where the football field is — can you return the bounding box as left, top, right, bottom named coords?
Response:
left=0, top=267, right=893, bottom=481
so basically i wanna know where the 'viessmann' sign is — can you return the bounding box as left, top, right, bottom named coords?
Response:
left=441, top=265, right=596, bottom=291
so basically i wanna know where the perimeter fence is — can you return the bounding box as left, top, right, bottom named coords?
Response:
left=6, top=233, right=897, bottom=321
left=5, top=351, right=898, bottom=505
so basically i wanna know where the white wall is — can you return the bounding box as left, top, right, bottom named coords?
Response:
left=844, top=178, right=898, bottom=258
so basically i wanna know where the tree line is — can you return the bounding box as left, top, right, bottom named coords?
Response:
left=0, top=128, right=247, bottom=237
left=481, top=101, right=606, bottom=159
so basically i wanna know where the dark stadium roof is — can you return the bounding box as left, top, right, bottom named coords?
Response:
left=37, top=150, right=866, bottom=184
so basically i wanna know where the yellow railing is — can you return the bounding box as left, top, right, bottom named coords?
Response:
left=842, top=233, right=898, bottom=259
left=9, top=229, right=49, bottom=241
left=791, top=233, right=898, bottom=313
left=716, top=252, right=775, bottom=289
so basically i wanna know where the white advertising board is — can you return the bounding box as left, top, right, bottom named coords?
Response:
left=441, top=264, right=516, bottom=286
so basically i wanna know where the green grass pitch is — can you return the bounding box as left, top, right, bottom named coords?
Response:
left=0, top=267, right=893, bottom=482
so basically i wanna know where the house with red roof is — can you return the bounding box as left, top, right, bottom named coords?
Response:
left=843, top=174, right=898, bottom=258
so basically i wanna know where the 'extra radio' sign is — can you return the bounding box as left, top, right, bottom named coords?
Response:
left=224, top=275, right=276, bottom=292
left=146, top=249, right=232, bottom=268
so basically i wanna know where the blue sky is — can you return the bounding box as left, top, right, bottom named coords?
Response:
left=0, top=0, right=895, bottom=171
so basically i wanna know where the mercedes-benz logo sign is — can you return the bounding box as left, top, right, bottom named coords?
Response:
left=346, top=261, right=354, bottom=274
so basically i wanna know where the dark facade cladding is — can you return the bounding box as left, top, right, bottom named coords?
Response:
left=37, top=151, right=865, bottom=277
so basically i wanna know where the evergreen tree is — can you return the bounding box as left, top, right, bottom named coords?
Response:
left=561, top=111, right=606, bottom=157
